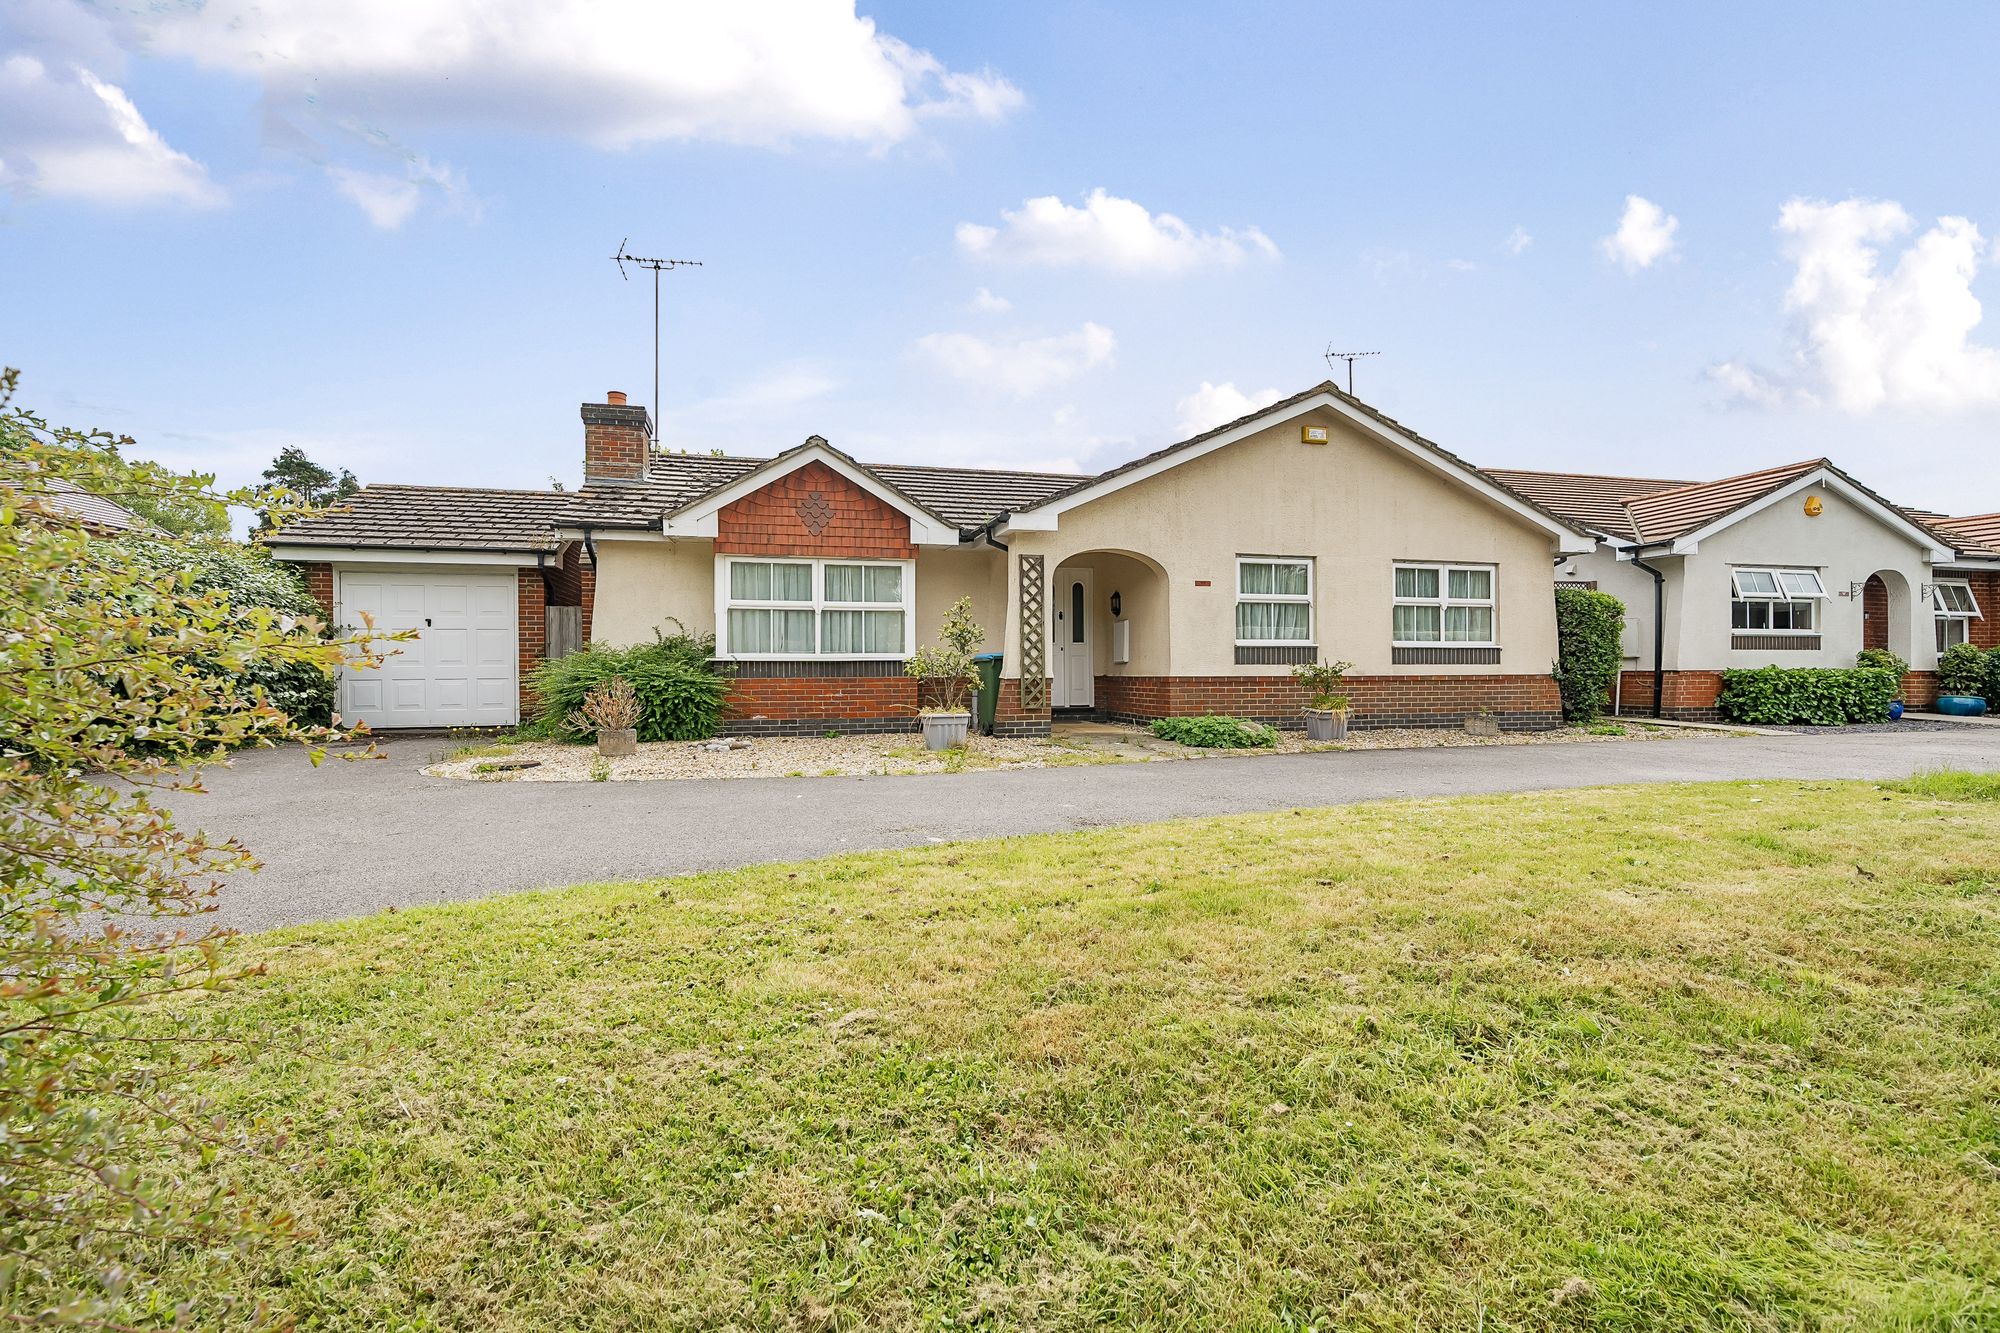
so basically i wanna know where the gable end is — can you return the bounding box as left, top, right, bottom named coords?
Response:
left=716, top=461, right=916, bottom=559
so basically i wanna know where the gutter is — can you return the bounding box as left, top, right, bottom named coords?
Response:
left=964, top=515, right=1009, bottom=552
left=581, top=525, right=598, bottom=567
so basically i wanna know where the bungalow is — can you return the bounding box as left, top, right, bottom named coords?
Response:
left=1486, top=461, right=2000, bottom=718
left=268, top=382, right=1598, bottom=734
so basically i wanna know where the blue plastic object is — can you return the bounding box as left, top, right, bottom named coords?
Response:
left=1887, top=700, right=1904, bottom=721
left=1935, top=695, right=1989, bottom=717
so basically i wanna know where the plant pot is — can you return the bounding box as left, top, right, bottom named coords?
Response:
left=1935, top=695, right=1989, bottom=717
left=920, top=712, right=971, bottom=751
left=1887, top=700, right=1905, bottom=721
left=1304, top=707, right=1349, bottom=742
left=597, top=727, right=637, bottom=756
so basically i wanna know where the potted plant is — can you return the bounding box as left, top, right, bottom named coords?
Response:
left=906, top=596, right=984, bottom=750
left=1936, top=642, right=1990, bottom=716
left=1291, top=658, right=1354, bottom=741
left=569, top=674, right=642, bottom=756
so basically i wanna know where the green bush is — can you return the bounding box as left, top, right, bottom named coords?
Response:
left=124, top=535, right=335, bottom=726
left=1855, top=647, right=1908, bottom=682
left=527, top=633, right=731, bottom=742
left=1149, top=715, right=1279, bottom=748
left=1986, top=649, right=2000, bottom=709
left=1550, top=587, right=1626, bottom=724
left=1937, top=642, right=1988, bottom=697
left=1717, top=666, right=1899, bottom=726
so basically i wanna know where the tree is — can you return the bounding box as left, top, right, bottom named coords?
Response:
left=0, top=369, right=394, bottom=1323
left=258, top=445, right=360, bottom=527
left=1551, top=586, right=1627, bottom=724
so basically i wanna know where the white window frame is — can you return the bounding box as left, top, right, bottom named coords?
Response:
left=1730, top=566, right=1825, bottom=635
left=715, top=556, right=915, bottom=660
left=1935, top=579, right=1980, bottom=653
left=1392, top=562, right=1498, bottom=646
left=1234, top=556, right=1315, bottom=647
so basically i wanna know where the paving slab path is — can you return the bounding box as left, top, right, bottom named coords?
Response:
left=159, top=727, right=2000, bottom=933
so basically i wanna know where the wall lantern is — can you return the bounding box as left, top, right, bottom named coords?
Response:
left=1110, top=590, right=1122, bottom=618
left=1803, top=494, right=1824, bottom=517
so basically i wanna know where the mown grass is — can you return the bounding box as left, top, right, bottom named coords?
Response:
left=154, top=779, right=1999, bottom=1330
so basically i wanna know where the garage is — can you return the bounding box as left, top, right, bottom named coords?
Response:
left=335, top=568, right=519, bottom=729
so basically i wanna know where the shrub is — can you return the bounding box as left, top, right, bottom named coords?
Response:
left=1291, top=658, right=1354, bottom=711
left=1937, top=641, right=1988, bottom=697
left=906, top=596, right=985, bottom=714
left=125, top=534, right=337, bottom=727
left=1986, top=649, right=2000, bottom=709
left=1551, top=587, right=1626, bottom=724
left=528, top=640, right=730, bottom=742
left=1717, top=666, right=1899, bottom=725
left=1855, top=647, right=1908, bottom=683
left=1149, top=715, right=1279, bottom=748
left=567, top=675, right=642, bottom=737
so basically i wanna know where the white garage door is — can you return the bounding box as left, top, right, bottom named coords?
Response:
left=336, top=569, right=519, bottom=729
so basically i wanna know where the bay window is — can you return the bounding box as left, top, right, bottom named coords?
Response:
left=1730, top=568, right=1824, bottom=632
left=1935, top=580, right=1979, bottom=652
left=718, top=557, right=912, bottom=658
left=1236, top=557, right=1313, bottom=644
left=1393, top=563, right=1497, bottom=644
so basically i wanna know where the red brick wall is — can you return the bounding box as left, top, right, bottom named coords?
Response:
left=1096, top=673, right=1563, bottom=730
left=300, top=561, right=333, bottom=616
left=1862, top=575, right=1889, bottom=651
left=517, top=568, right=546, bottom=722
left=722, top=674, right=918, bottom=735
left=578, top=560, right=596, bottom=645
left=1617, top=667, right=1938, bottom=720
left=1971, top=572, right=2000, bottom=650
left=581, top=402, right=649, bottom=483
left=716, top=461, right=914, bottom=559
left=993, top=677, right=1051, bottom=737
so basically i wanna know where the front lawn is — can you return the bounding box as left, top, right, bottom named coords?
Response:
left=157, top=778, right=1998, bottom=1329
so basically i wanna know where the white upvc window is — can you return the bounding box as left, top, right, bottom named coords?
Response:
left=1235, top=557, right=1314, bottom=644
left=1935, top=580, right=1980, bottom=652
left=1731, top=567, right=1825, bottom=632
left=717, top=556, right=913, bottom=659
left=1392, top=563, right=1497, bottom=644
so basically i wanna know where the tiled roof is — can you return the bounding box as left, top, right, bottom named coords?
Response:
left=565, top=450, right=1084, bottom=531
left=268, top=485, right=573, bottom=552
left=27, top=477, right=147, bottom=533
left=1932, top=511, right=2000, bottom=559
left=1478, top=469, right=1692, bottom=539
left=1619, top=459, right=1828, bottom=544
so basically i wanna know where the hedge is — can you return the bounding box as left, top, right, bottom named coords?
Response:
left=1716, top=666, right=1899, bottom=726
left=526, top=629, right=731, bottom=742
left=1551, top=587, right=1626, bottom=724
left=1937, top=642, right=1990, bottom=698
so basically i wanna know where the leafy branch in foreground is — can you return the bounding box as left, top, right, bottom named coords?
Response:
left=0, top=367, right=400, bottom=1326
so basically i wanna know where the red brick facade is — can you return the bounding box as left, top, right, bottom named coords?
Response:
left=517, top=568, right=546, bottom=721
left=717, top=462, right=914, bottom=559
left=723, top=673, right=918, bottom=735
left=1970, top=571, right=2000, bottom=649
left=300, top=561, right=333, bottom=615
left=1616, top=667, right=1940, bottom=721
left=581, top=396, right=650, bottom=484
left=1095, top=673, right=1564, bottom=730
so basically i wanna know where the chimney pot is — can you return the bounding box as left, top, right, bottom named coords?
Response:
left=606, top=390, right=627, bottom=405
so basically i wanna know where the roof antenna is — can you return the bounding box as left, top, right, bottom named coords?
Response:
left=1324, top=346, right=1380, bottom=397
left=612, top=239, right=703, bottom=444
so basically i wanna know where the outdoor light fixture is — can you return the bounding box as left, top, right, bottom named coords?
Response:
left=1110, top=590, right=1122, bottom=617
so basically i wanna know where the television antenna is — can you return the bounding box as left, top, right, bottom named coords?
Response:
left=612, top=239, right=703, bottom=442
left=1324, top=346, right=1380, bottom=396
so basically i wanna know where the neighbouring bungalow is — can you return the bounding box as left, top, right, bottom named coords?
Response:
left=1488, top=462, right=2000, bottom=718
left=268, top=382, right=1599, bottom=734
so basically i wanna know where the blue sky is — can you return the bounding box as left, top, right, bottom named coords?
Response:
left=4, top=1, right=1999, bottom=513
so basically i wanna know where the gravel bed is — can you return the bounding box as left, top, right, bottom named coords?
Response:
left=425, top=719, right=1707, bottom=783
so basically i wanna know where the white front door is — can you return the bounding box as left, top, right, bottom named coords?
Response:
left=1052, top=568, right=1094, bottom=708
left=336, top=568, right=519, bottom=729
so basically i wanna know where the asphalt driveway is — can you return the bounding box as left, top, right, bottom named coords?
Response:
left=161, top=727, right=2000, bottom=933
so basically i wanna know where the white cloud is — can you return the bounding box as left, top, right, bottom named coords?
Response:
left=0, top=54, right=221, bottom=205
left=1711, top=197, right=2000, bottom=414
left=1503, top=225, right=1532, bottom=256
left=326, top=155, right=477, bottom=229
left=1446, top=258, right=1477, bottom=273
left=1601, top=194, right=1678, bottom=271
left=1174, top=381, right=1281, bottom=436
left=968, top=287, right=1012, bottom=314
left=108, top=1, right=1020, bottom=150
left=956, top=189, right=1279, bottom=274
left=912, top=322, right=1116, bottom=397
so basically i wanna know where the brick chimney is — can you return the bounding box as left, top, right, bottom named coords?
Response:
left=580, top=390, right=652, bottom=485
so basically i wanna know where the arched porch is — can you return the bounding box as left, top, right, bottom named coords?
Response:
left=1047, top=549, right=1170, bottom=713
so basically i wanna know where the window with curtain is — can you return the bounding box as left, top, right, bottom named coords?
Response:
left=719, top=558, right=910, bottom=657
left=1235, top=558, right=1313, bottom=643
left=1730, top=567, right=1824, bottom=632
left=1934, top=580, right=1979, bottom=652
left=1392, top=563, right=1496, bottom=643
